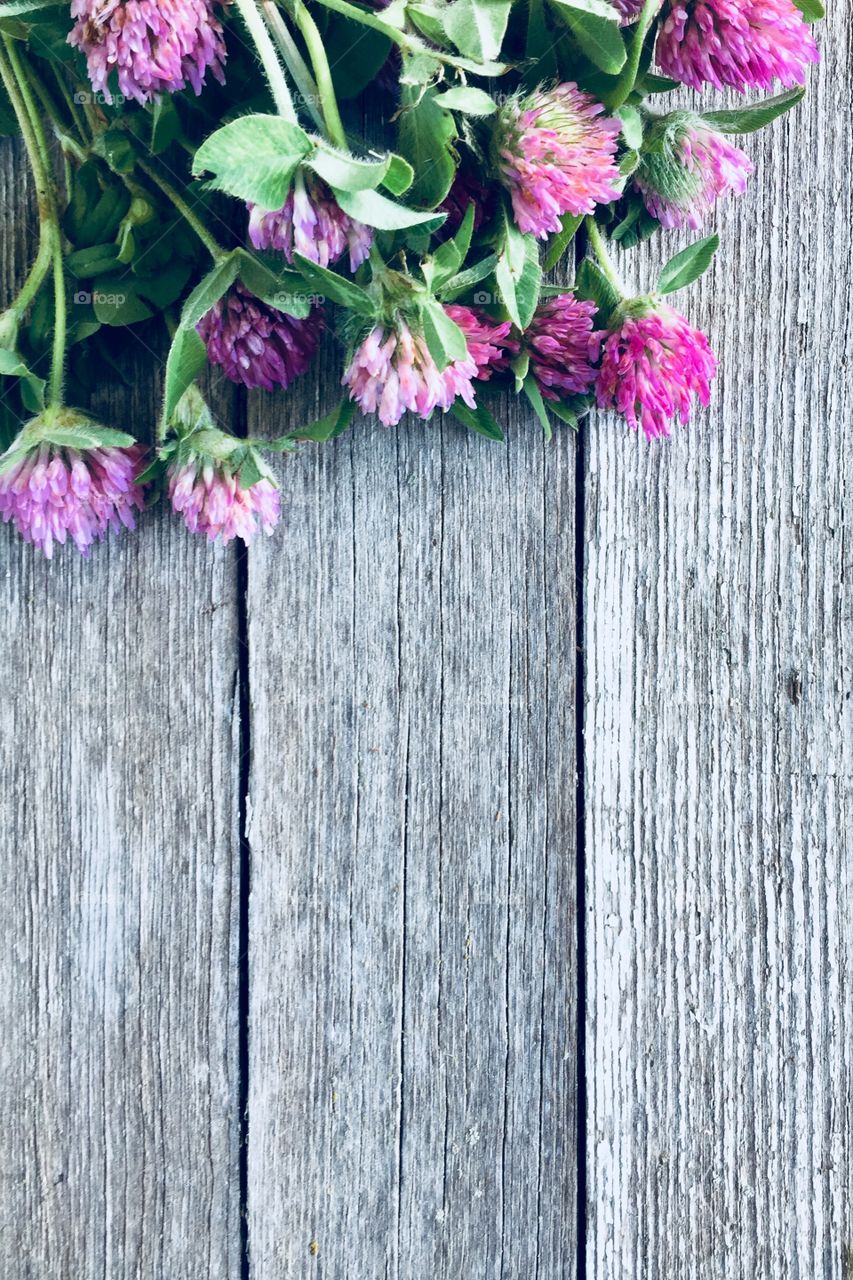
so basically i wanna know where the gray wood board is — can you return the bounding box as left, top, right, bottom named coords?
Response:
left=245, top=364, right=579, bottom=1277
left=583, top=15, right=853, bottom=1277
left=0, top=140, right=242, bottom=1279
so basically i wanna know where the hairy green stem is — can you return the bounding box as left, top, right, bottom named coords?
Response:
left=309, top=0, right=486, bottom=72
left=585, top=216, right=625, bottom=296
left=137, top=160, right=226, bottom=260
left=7, top=236, right=53, bottom=320
left=234, top=0, right=299, bottom=122
left=605, top=0, right=662, bottom=111
left=261, top=0, right=324, bottom=131
left=25, top=61, right=88, bottom=162
left=52, top=65, right=90, bottom=143
left=0, top=37, right=67, bottom=405
left=284, top=0, right=347, bottom=146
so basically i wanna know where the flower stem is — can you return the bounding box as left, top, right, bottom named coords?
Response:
left=24, top=57, right=87, bottom=161
left=308, top=0, right=488, bottom=72
left=0, top=36, right=67, bottom=405
left=234, top=0, right=299, bottom=123
left=282, top=0, right=347, bottom=147
left=7, top=235, right=53, bottom=319
left=585, top=216, right=625, bottom=297
left=52, top=65, right=91, bottom=144
left=137, top=159, right=227, bottom=261
left=605, top=0, right=662, bottom=112
left=261, top=0, right=324, bottom=131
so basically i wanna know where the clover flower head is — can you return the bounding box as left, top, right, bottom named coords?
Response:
left=168, top=457, right=281, bottom=544
left=342, top=312, right=479, bottom=427
left=494, top=83, right=621, bottom=238
left=69, top=0, right=227, bottom=105
left=163, top=390, right=282, bottom=545
left=596, top=299, right=717, bottom=439
left=656, top=0, right=819, bottom=93
left=523, top=294, right=603, bottom=400
left=0, top=415, right=144, bottom=557
left=443, top=305, right=517, bottom=381
left=634, top=115, right=753, bottom=230
left=197, top=283, right=322, bottom=392
left=248, top=171, right=373, bottom=273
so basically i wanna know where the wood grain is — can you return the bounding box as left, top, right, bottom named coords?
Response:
left=245, top=366, right=579, bottom=1277
left=583, top=10, right=853, bottom=1276
left=0, top=141, right=242, bottom=1278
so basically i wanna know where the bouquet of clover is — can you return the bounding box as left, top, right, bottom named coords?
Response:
left=0, top=0, right=821, bottom=555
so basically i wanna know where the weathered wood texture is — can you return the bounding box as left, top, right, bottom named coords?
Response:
left=3, top=12, right=852, bottom=1275
left=0, top=146, right=242, bottom=1278
left=584, top=10, right=853, bottom=1276
left=245, top=366, right=579, bottom=1277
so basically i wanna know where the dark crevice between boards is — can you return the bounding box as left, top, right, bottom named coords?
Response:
left=573, top=225, right=588, bottom=1280
left=235, top=383, right=252, bottom=1280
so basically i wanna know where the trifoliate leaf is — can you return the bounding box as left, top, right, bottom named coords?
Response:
left=542, top=213, right=583, bottom=272
left=382, top=154, right=415, bottom=196
left=547, top=0, right=626, bottom=74
left=192, top=115, right=313, bottom=208
left=443, top=0, right=511, bottom=63
left=575, top=257, right=619, bottom=324
left=308, top=146, right=391, bottom=192
left=397, top=85, right=458, bottom=209
left=702, top=88, right=805, bottom=135
left=432, top=86, right=498, bottom=115
left=291, top=254, right=376, bottom=315
left=523, top=374, right=553, bottom=440
left=179, top=254, right=241, bottom=330
left=163, top=328, right=208, bottom=424
left=333, top=186, right=446, bottom=231
left=657, top=234, right=719, bottom=295
left=452, top=399, right=505, bottom=441
left=793, top=0, right=824, bottom=20
left=495, top=216, right=542, bottom=329
left=421, top=300, right=468, bottom=370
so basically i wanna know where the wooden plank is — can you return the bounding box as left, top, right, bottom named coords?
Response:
left=0, top=141, right=242, bottom=1277
left=584, top=15, right=853, bottom=1277
left=246, top=370, right=578, bottom=1275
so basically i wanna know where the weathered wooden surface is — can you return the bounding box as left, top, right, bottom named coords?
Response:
left=0, top=146, right=242, bottom=1278
left=2, top=10, right=852, bottom=1274
left=584, top=7, right=853, bottom=1274
left=245, top=368, right=578, bottom=1276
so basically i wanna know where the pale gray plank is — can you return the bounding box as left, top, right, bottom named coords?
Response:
left=246, top=369, right=578, bottom=1276
left=0, top=140, right=242, bottom=1278
left=584, top=12, right=853, bottom=1277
